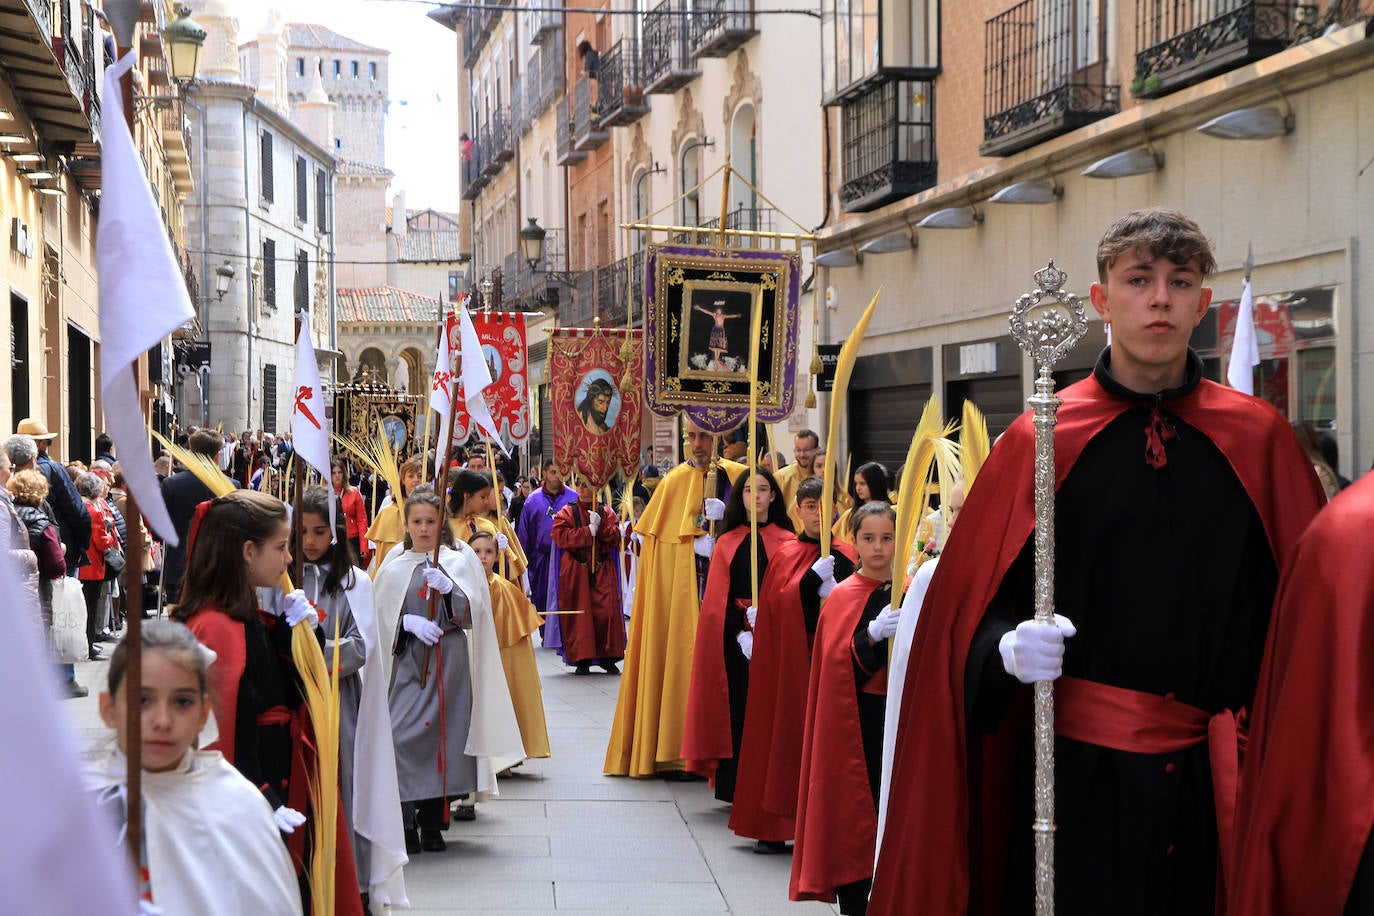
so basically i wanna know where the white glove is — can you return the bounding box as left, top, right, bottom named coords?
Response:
left=423, top=565, right=454, bottom=595
left=736, top=631, right=754, bottom=660
left=138, top=901, right=165, bottom=915
left=496, top=533, right=510, bottom=551
left=703, top=498, right=726, bottom=522
left=867, top=604, right=900, bottom=642
left=273, top=805, right=307, bottom=834
left=402, top=613, right=445, bottom=646
left=620, top=520, right=634, bottom=539
left=282, top=590, right=318, bottom=628
left=588, top=512, right=601, bottom=535
left=745, top=605, right=757, bottom=628
left=693, top=535, right=715, bottom=558
left=810, top=555, right=835, bottom=581
left=998, top=615, right=1077, bottom=684
left=818, top=577, right=836, bottom=599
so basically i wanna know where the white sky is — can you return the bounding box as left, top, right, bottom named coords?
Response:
left=236, top=0, right=460, bottom=212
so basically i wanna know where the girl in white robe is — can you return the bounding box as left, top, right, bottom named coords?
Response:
left=87, top=619, right=302, bottom=915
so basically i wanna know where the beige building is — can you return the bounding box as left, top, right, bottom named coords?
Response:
left=816, top=1, right=1374, bottom=477
left=1, top=0, right=192, bottom=459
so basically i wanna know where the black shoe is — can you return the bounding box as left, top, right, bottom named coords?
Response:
left=404, top=828, right=422, bottom=855
left=95, top=631, right=118, bottom=643
left=453, top=804, right=476, bottom=822
left=88, top=647, right=105, bottom=661
left=598, top=660, right=620, bottom=675
left=660, top=769, right=703, bottom=782
left=573, top=661, right=593, bottom=676
left=754, top=840, right=790, bottom=855
left=63, top=680, right=89, bottom=700
left=420, top=828, right=447, bottom=852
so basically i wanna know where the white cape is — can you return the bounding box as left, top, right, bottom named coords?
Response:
left=373, top=543, right=526, bottom=798
left=341, top=572, right=410, bottom=908
left=875, top=556, right=939, bottom=862
left=86, top=749, right=302, bottom=915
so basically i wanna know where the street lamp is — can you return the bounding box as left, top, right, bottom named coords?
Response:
left=163, top=6, right=207, bottom=87
left=214, top=261, right=235, bottom=300
left=520, top=217, right=547, bottom=270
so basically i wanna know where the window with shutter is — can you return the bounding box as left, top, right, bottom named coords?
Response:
left=262, top=364, right=278, bottom=432
left=262, top=239, right=277, bottom=310
left=315, top=169, right=328, bottom=233
left=295, top=250, right=309, bottom=313
left=260, top=131, right=274, bottom=202
left=295, top=156, right=308, bottom=223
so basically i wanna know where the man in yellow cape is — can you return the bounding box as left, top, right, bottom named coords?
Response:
left=604, top=419, right=743, bottom=777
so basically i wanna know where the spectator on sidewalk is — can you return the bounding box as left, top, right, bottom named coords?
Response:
left=161, top=429, right=233, bottom=604
left=94, top=432, right=117, bottom=466
left=76, top=472, right=117, bottom=661
left=16, top=418, right=91, bottom=576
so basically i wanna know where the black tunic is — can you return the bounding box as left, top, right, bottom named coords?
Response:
left=967, top=353, right=1278, bottom=916
left=714, top=528, right=771, bottom=802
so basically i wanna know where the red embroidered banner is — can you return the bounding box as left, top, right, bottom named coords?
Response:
left=446, top=311, right=531, bottom=444
left=549, top=327, right=643, bottom=489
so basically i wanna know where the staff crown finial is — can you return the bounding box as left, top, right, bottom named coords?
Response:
left=1009, top=259, right=1089, bottom=370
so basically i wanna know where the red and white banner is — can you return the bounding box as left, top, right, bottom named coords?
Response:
left=445, top=311, right=531, bottom=445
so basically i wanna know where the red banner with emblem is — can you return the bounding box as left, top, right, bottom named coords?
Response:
left=549, top=327, right=643, bottom=489
left=445, top=310, right=531, bottom=444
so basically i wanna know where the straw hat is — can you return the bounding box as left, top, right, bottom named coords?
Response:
left=15, top=418, right=57, bottom=441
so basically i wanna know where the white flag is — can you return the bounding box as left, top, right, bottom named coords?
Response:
left=292, top=315, right=336, bottom=540
left=456, top=303, right=508, bottom=454
left=430, top=307, right=454, bottom=454
left=0, top=533, right=136, bottom=912
left=96, top=52, right=194, bottom=544
left=1226, top=277, right=1259, bottom=395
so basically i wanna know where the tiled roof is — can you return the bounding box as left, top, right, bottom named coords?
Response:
left=339, top=158, right=393, bottom=178
left=406, top=208, right=461, bottom=230
left=285, top=23, right=388, bottom=55
left=397, top=230, right=464, bottom=262
left=337, top=286, right=442, bottom=323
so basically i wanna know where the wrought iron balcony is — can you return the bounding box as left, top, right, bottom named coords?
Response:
left=981, top=0, right=1120, bottom=157
left=1134, top=0, right=1292, bottom=99
left=481, top=0, right=510, bottom=39
left=462, top=6, right=489, bottom=68
left=642, top=0, right=699, bottom=94
left=839, top=77, right=938, bottom=212
left=556, top=96, right=587, bottom=165
left=538, top=40, right=565, bottom=114
left=698, top=206, right=777, bottom=237
left=572, top=77, right=609, bottom=150
left=692, top=0, right=758, bottom=58
left=559, top=270, right=596, bottom=326
left=595, top=265, right=625, bottom=327
left=461, top=136, right=491, bottom=199
left=598, top=39, right=650, bottom=127
left=488, top=108, right=514, bottom=165
left=526, top=0, right=562, bottom=45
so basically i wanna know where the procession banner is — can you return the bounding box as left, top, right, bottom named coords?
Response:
left=446, top=311, right=531, bottom=444
left=549, top=328, right=643, bottom=489
left=643, top=245, right=801, bottom=434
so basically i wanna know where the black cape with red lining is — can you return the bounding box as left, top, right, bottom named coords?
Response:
left=868, top=351, right=1325, bottom=916
left=730, top=533, right=857, bottom=841
left=1231, top=472, right=1374, bottom=915
left=789, top=572, right=889, bottom=902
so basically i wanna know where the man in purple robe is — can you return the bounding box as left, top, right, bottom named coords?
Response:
left=517, top=460, right=578, bottom=622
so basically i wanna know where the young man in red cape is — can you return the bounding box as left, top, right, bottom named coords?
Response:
left=1229, top=471, right=1374, bottom=914
left=550, top=478, right=624, bottom=675
left=730, top=476, right=856, bottom=850
left=681, top=466, right=794, bottom=801
left=869, top=209, right=1326, bottom=916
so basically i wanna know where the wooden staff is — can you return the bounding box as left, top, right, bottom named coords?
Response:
left=485, top=438, right=505, bottom=578
left=422, top=300, right=445, bottom=460
left=420, top=362, right=462, bottom=689
left=745, top=275, right=765, bottom=613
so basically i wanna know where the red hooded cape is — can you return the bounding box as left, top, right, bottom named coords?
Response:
left=868, top=374, right=1325, bottom=916
left=731, top=534, right=857, bottom=840
left=681, top=522, right=794, bottom=777
left=1229, top=472, right=1374, bottom=914
left=790, top=572, right=886, bottom=901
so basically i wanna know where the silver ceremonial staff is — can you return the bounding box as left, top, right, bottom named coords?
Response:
left=1008, top=261, right=1088, bottom=915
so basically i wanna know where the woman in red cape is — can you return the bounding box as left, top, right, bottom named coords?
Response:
left=868, top=371, right=1324, bottom=916
left=681, top=467, right=793, bottom=801
left=791, top=503, right=896, bottom=914
left=730, top=476, right=856, bottom=845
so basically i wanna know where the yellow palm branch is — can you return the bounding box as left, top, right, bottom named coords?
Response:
left=960, top=399, right=991, bottom=492
left=821, top=288, right=881, bottom=558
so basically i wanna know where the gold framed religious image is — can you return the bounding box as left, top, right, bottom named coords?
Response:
left=644, top=244, right=802, bottom=432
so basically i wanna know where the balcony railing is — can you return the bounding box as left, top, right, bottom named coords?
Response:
left=642, top=0, right=700, bottom=94
left=461, top=134, right=491, bottom=200
left=511, top=76, right=526, bottom=136
left=462, top=6, right=489, bottom=68
left=558, top=270, right=595, bottom=326
left=526, top=0, right=563, bottom=44
left=691, top=0, right=758, bottom=58
left=699, top=206, right=777, bottom=235
left=488, top=107, right=514, bottom=165
left=981, top=0, right=1120, bottom=157
left=555, top=95, right=586, bottom=165
left=841, top=77, right=938, bottom=212
left=572, top=77, right=609, bottom=150
left=538, top=40, right=565, bottom=114
left=1134, top=1, right=1292, bottom=98
left=598, top=39, right=650, bottom=127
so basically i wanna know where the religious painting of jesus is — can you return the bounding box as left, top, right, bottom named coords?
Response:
left=684, top=284, right=755, bottom=376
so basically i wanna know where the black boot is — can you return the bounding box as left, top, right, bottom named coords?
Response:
left=420, top=828, right=447, bottom=852
left=598, top=659, right=620, bottom=675
left=404, top=828, right=422, bottom=855
left=573, top=660, right=593, bottom=676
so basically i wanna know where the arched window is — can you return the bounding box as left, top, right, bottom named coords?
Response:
left=631, top=167, right=648, bottom=251
left=729, top=105, right=758, bottom=229
left=680, top=141, right=700, bottom=227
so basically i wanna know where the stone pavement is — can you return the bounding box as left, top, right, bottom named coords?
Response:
left=64, top=636, right=841, bottom=915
